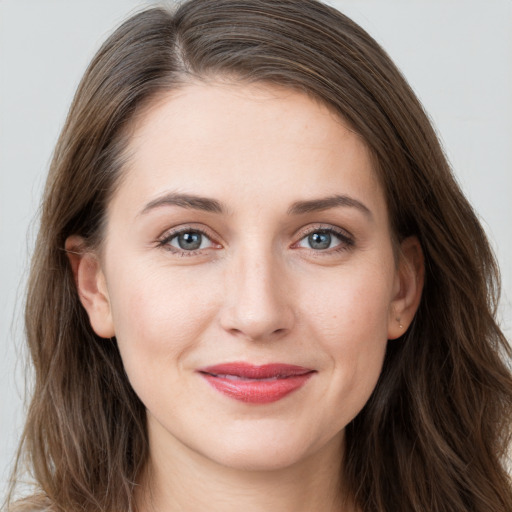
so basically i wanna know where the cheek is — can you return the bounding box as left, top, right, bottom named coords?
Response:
left=302, top=261, right=394, bottom=411
left=305, top=260, right=394, bottom=343
left=106, top=263, right=217, bottom=388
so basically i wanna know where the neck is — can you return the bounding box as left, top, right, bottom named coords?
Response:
left=135, top=425, right=354, bottom=512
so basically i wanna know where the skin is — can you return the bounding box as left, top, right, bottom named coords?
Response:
left=68, top=81, right=423, bottom=512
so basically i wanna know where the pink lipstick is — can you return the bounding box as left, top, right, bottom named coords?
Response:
left=197, top=362, right=315, bottom=404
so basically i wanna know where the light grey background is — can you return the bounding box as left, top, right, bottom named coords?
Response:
left=1, top=0, right=511, bottom=496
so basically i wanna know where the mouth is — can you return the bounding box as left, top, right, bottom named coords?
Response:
left=197, top=362, right=315, bottom=404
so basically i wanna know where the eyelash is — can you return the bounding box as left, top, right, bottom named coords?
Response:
left=294, top=225, right=355, bottom=254
left=156, top=226, right=218, bottom=256
left=156, top=224, right=355, bottom=256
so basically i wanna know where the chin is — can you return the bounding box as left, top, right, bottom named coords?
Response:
left=196, top=423, right=343, bottom=473
left=222, top=447, right=302, bottom=472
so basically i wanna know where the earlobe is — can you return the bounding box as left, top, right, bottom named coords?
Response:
left=65, top=235, right=115, bottom=339
left=388, top=236, right=424, bottom=340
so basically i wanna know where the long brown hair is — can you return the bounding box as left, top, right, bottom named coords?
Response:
left=7, top=1, right=512, bottom=511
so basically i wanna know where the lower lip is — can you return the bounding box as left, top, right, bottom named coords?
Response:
left=200, top=373, right=314, bottom=403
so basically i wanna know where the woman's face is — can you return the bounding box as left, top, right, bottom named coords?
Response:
left=75, top=82, right=420, bottom=472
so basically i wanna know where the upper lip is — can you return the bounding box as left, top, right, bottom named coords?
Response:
left=197, top=362, right=314, bottom=379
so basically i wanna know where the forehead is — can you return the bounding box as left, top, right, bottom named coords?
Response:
left=112, top=81, right=385, bottom=218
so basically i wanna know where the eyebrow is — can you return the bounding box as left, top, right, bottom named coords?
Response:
left=140, top=192, right=225, bottom=215
left=139, top=192, right=372, bottom=218
left=287, top=194, right=372, bottom=218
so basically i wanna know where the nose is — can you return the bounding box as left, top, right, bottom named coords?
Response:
left=219, top=248, right=296, bottom=342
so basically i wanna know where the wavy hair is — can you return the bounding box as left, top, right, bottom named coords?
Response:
left=7, top=1, right=512, bottom=511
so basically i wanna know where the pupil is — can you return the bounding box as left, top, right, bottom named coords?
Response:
left=178, top=232, right=202, bottom=250
left=309, top=232, right=331, bottom=250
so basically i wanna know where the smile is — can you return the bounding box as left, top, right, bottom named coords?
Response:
left=197, top=362, right=315, bottom=404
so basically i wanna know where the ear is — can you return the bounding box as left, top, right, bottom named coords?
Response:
left=388, top=236, right=424, bottom=340
left=65, top=235, right=115, bottom=339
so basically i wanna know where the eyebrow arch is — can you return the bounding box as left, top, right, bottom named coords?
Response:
left=139, top=192, right=371, bottom=218
left=140, top=192, right=225, bottom=215
left=287, top=194, right=372, bottom=218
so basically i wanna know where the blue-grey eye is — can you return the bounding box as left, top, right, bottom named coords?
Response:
left=308, top=232, right=331, bottom=250
left=169, top=231, right=210, bottom=251
left=297, top=230, right=345, bottom=251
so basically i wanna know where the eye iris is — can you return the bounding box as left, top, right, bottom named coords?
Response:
left=178, top=232, right=202, bottom=250
left=308, top=232, right=331, bottom=250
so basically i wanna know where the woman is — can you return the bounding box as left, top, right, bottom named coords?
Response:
left=6, top=0, right=512, bottom=511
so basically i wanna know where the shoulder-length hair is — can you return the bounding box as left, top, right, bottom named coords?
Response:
left=8, top=1, right=512, bottom=511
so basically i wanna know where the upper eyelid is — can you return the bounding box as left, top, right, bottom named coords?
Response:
left=158, top=224, right=217, bottom=242
left=294, top=224, right=353, bottom=240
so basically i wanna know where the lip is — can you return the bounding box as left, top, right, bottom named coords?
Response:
left=197, top=362, right=315, bottom=404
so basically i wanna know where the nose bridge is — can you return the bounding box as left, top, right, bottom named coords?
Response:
left=220, top=239, right=294, bottom=340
